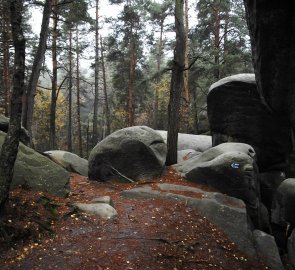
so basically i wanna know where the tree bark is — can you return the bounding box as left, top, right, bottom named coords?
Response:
left=127, top=40, right=136, bottom=127
left=67, top=29, right=73, bottom=152
left=0, top=0, right=25, bottom=213
left=100, top=36, right=111, bottom=136
left=0, top=4, right=12, bottom=118
left=182, top=0, right=190, bottom=131
left=213, top=0, right=221, bottom=80
left=166, top=0, right=185, bottom=165
left=153, top=20, right=164, bottom=129
left=76, top=25, right=83, bottom=157
left=50, top=0, right=58, bottom=150
left=223, top=8, right=229, bottom=66
left=2, top=25, right=11, bottom=117
left=92, top=0, right=99, bottom=145
left=192, top=83, right=199, bottom=134
left=22, top=0, right=52, bottom=142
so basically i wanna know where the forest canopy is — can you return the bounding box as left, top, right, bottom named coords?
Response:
left=0, top=0, right=253, bottom=157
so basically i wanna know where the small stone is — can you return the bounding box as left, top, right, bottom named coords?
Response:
left=74, top=203, right=118, bottom=219
left=91, top=196, right=113, bottom=206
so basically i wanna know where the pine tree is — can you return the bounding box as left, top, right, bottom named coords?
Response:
left=22, top=0, right=52, bottom=144
left=0, top=0, right=25, bottom=214
left=146, top=0, right=173, bottom=129
left=107, top=0, right=148, bottom=127
left=166, top=0, right=185, bottom=165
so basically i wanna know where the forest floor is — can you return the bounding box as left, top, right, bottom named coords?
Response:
left=0, top=167, right=269, bottom=270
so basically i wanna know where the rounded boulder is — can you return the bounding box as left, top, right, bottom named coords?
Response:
left=88, top=126, right=167, bottom=181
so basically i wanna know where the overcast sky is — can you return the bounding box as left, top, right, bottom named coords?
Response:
left=28, top=0, right=196, bottom=81
left=29, top=0, right=123, bottom=36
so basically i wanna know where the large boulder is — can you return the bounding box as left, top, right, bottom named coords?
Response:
left=174, top=142, right=261, bottom=228
left=243, top=0, right=295, bottom=137
left=44, top=150, right=88, bottom=176
left=177, top=149, right=200, bottom=163
left=156, top=130, right=212, bottom=152
left=88, top=126, right=167, bottom=181
left=173, top=142, right=258, bottom=204
left=0, top=114, right=30, bottom=145
left=286, top=151, right=295, bottom=178
left=207, top=74, right=292, bottom=172
left=259, top=171, right=286, bottom=211
left=271, top=178, right=295, bottom=227
left=253, top=230, right=283, bottom=270
left=287, top=229, right=295, bottom=268
left=0, top=131, right=70, bottom=197
left=271, top=178, right=295, bottom=251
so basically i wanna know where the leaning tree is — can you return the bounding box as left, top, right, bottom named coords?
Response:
left=0, top=0, right=25, bottom=214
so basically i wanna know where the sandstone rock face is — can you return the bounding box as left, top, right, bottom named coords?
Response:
left=177, top=149, right=199, bottom=163
left=174, top=142, right=260, bottom=228
left=156, top=130, right=212, bottom=152
left=88, top=126, right=167, bottom=181
left=173, top=143, right=258, bottom=208
left=44, top=150, right=88, bottom=176
left=287, top=229, right=295, bottom=268
left=271, top=178, right=295, bottom=227
left=243, top=0, right=295, bottom=132
left=253, top=230, right=283, bottom=270
left=207, top=73, right=292, bottom=172
left=0, top=114, right=30, bottom=145
left=259, top=171, right=286, bottom=211
left=0, top=131, right=70, bottom=197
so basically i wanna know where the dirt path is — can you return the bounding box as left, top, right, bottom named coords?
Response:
left=0, top=169, right=267, bottom=269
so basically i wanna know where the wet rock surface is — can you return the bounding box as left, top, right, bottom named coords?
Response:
left=88, top=126, right=167, bottom=181
left=156, top=130, right=212, bottom=152
left=173, top=143, right=259, bottom=216
left=0, top=114, right=30, bottom=145
left=207, top=73, right=292, bottom=172
left=0, top=131, right=70, bottom=197
left=44, top=150, right=88, bottom=176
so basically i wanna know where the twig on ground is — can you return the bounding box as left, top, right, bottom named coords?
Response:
left=108, top=165, right=135, bottom=183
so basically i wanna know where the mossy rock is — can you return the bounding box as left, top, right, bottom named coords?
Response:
left=0, top=131, right=70, bottom=197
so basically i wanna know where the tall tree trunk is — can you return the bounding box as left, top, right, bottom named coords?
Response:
left=2, top=26, right=11, bottom=117
left=100, top=36, right=111, bottom=136
left=182, top=0, right=190, bottom=131
left=127, top=40, right=136, bottom=127
left=223, top=9, right=229, bottom=67
left=166, top=0, right=185, bottom=165
left=50, top=0, right=58, bottom=149
left=192, top=86, right=199, bottom=134
left=1, top=5, right=12, bottom=118
left=0, top=0, right=25, bottom=213
left=86, top=118, right=90, bottom=156
left=92, top=0, right=99, bottom=145
left=76, top=25, right=83, bottom=157
left=213, top=0, right=221, bottom=80
left=22, top=0, right=52, bottom=142
left=153, top=21, right=164, bottom=129
left=67, top=29, right=73, bottom=152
